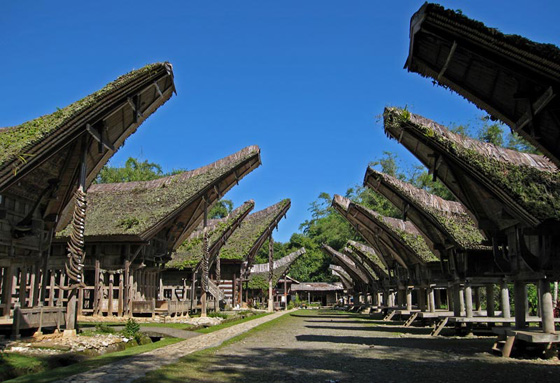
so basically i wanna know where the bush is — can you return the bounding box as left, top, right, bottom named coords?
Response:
left=287, top=302, right=294, bottom=310
left=95, top=323, right=115, bottom=334
left=122, top=318, right=141, bottom=340
left=208, top=312, right=228, bottom=319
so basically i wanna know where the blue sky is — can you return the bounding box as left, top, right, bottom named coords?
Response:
left=2, top=1, right=559, bottom=242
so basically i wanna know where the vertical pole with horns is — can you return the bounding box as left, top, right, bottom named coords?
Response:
left=200, top=200, right=208, bottom=317
left=65, top=137, right=88, bottom=332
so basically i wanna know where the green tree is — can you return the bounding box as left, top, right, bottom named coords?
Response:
left=95, top=157, right=184, bottom=183
left=477, top=117, right=505, bottom=146
left=209, top=199, right=234, bottom=219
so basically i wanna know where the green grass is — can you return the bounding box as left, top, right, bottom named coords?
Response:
left=135, top=310, right=297, bottom=382
left=5, top=337, right=183, bottom=383
left=194, top=312, right=271, bottom=334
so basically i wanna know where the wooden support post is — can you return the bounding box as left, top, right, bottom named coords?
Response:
left=268, top=236, right=274, bottom=313
left=452, top=283, right=462, bottom=317
left=118, top=273, right=124, bottom=317
left=465, top=285, right=473, bottom=318
left=58, top=272, right=65, bottom=305
left=77, top=287, right=84, bottom=316
left=539, top=279, right=555, bottom=334
left=428, top=287, right=436, bottom=313
left=501, top=280, right=511, bottom=319
left=93, top=259, right=100, bottom=315
left=418, top=288, right=427, bottom=312
left=19, top=267, right=27, bottom=307
left=28, top=266, right=36, bottom=308
left=2, top=266, right=15, bottom=317
left=216, top=255, right=221, bottom=312
left=48, top=270, right=55, bottom=307
left=474, top=287, right=481, bottom=312
left=284, top=278, right=288, bottom=310
left=108, top=273, right=114, bottom=316
left=124, top=260, right=130, bottom=316
left=406, top=287, right=412, bottom=311
left=486, top=284, right=495, bottom=317
left=514, top=280, right=527, bottom=329
left=459, top=285, right=465, bottom=314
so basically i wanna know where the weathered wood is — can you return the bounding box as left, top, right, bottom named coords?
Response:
left=108, top=273, right=114, bottom=316
left=19, top=267, right=28, bottom=307
left=2, top=266, right=15, bottom=316
left=268, top=236, right=274, bottom=313
left=465, top=285, right=473, bottom=318
left=514, top=280, right=527, bottom=329
left=406, top=288, right=413, bottom=311
left=486, top=284, right=495, bottom=317
left=428, top=287, right=436, bottom=313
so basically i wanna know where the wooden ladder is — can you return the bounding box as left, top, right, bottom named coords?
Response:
left=404, top=312, right=419, bottom=327
left=430, top=317, right=449, bottom=336
left=383, top=310, right=396, bottom=321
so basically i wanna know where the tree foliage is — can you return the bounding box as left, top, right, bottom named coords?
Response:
left=94, top=157, right=184, bottom=184
left=209, top=199, right=234, bottom=219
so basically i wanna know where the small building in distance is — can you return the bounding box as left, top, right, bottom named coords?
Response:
left=291, top=282, right=345, bottom=307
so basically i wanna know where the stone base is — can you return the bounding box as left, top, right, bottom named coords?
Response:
left=63, top=329, right=77, bottom=338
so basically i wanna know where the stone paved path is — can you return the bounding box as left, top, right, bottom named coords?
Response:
left=148, top=309, right=560, bottom=383
left=111, top=326, right=201, bottom=339
left=56, top=310, right=293, bottom=383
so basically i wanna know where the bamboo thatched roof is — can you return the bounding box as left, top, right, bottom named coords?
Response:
left=219, top=199, right=291, bottom=263
left=330, top=267, right=353, bottom=290
left=342, top=246, right=379, bottom=281
left=56, top=146, right=261, bottom=248
left=166, top=200, right=255, bottom=270
left=321, top=243, right=370, bottom=286
left=384, top=107, right=560, bottom=229
left=247, top=248, right=306, bottom=289
left=364, top=168, right=487, bottom=253
left=0, top=62, right=176, bottom=230
left=345, top=240, right=389, bottom=279
left=292, top=280, right=344, bottom=292
left=405, top=3, right=560, bottom=166
left=332, top=194, right=438, bottom=265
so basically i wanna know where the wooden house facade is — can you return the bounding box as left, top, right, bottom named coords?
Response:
left=0, top=62, right=175, bottom=330
left=49, top=146, right=261, bottom=317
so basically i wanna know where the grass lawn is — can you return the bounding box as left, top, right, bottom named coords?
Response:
left=135, top=310, right=298, bottom=383
left=194, top=312, right=271, bottom=334
left=4, top=337, right=183, bottom=383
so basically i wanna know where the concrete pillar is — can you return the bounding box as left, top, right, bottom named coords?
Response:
left=406, top=288, right=412, bottom=311
left=514, top=281, right=527, bottom=329
left=539, top=279, right=554, bottom=334
left=501, top=280, right=511, bottom=319
left=428, top=287, right=436, bottom=313
left=486, top=284, right=495, bottom=317
left=465, top=285, right=473, bottom=318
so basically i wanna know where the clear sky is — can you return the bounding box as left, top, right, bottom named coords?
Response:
left=2, top=1, right=559, bottom=242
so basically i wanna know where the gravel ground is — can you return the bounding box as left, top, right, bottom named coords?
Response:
left=198, top=309, right=560, bottom=383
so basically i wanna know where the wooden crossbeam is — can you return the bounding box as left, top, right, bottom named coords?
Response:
left=514, top=86, right=555, bottom=132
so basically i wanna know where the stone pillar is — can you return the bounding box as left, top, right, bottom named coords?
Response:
left=428, top=287, right=436, bottom=313
left=513, top=281, right=527, bottom=329
left=501, top=280, right=511, bottom=319
left=459, top=285, right=465, bottom=315
left=539, top=279, right=554, bottom=334
left=406, top=288, right=412, bottom=311
left=486, top=284, right=495, bottom=317
left=465, top=284, right=473, bottom=318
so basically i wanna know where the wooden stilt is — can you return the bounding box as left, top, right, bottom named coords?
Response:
left=108, top=273, right=114, bottom=316
left=118, top=273, right=124, bottom=316
left=465, top=285, right=473, bottom=318
left=2, top=266, right=15, bottom=316
left=428, top=287, right=436, bottom=313
left=268, top=237, right=274, bottom=313
left=486, top=284, right=495, bottom=317
left=514, top=280, right=527, bottom=329
left=48, top=270, right=55, bottom=307
left=19, top=267, right=28, bottom=307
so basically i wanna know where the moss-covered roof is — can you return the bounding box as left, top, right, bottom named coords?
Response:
left=346, top=240, right=389, bottom=277
left=56, top=146, right=260, bottom=239
left=384, top=107, right=560, bottom=222
left=365, top=168, right=487, bottom=250
left=166, top=201, right=255, bottom=270
left=415, top=3, right=560, bottom=69
left=321, top=243, right=370, bottom=285
left=247, top=248, right=305, bottom=289
left=0, top=63, right=172, bottom=174
left=219, top=199, right=291, bottom=261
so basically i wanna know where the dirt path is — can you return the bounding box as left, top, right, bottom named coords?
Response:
left=148, top=309, right=560, bottom=383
